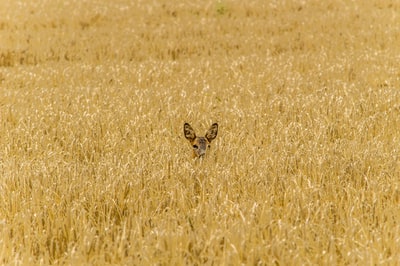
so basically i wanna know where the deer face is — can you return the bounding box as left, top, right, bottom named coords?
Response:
left=184, top=123, right=218, bottom=158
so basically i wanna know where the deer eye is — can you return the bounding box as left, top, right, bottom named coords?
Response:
left=193, top=145, right=198, bottom=149
left=208, top=145, right=211, bottom=149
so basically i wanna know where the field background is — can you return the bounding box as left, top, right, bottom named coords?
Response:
left=1, top=0, right=400, bottom=264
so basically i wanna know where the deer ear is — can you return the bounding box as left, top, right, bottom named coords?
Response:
left=205, top=123, right=218, bottom=142
left=184, top=123, right=196, bottom=142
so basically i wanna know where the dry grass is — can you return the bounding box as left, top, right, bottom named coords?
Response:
left=1, top=0, right=400, bottom=264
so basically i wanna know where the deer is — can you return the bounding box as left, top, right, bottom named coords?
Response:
left=184, top=123, right=218, bottom=158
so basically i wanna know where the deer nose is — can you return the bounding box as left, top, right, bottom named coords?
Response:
left=198, top=150, right=206, bottom=157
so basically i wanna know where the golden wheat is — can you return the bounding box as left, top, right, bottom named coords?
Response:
left=1, top=0, right=400, bottom=264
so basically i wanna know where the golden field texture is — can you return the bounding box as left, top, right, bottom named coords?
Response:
left=1, top=0, right=400, bottom=264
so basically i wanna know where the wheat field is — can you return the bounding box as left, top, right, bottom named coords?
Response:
left=0, top=0, right=400, bottom=265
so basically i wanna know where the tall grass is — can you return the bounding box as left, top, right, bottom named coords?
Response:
left=1, top=0, right=400, bottom=264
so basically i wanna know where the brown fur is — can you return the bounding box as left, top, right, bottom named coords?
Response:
left=184, top=123, right=218, bottom=158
